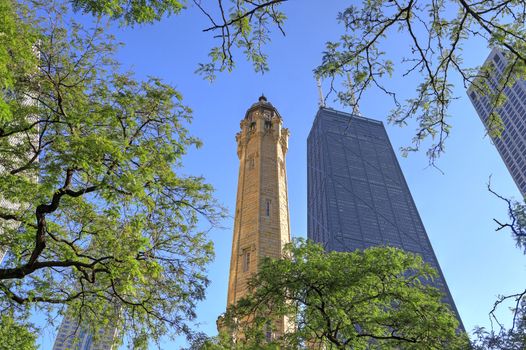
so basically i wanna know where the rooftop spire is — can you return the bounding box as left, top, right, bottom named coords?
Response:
left=316, top=77, right=325, bottom=108
left=349, top=90, right=361, bottom=116
left=346, top=73, right=361, bottom=116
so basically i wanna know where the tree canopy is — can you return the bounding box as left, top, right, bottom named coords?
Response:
left=0, top=313, right=37, bottom=350
left=309, top=1, right=526, bottom=163
left=0, top=0, right=224, bottom=347
left=0, top=0, right=38, bottom=123
left=3, top=0, right=526, bottom=347
left=210, top=240, right=469, bottom=350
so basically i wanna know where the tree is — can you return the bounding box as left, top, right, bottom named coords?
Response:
left=0, top=1, right=224, bottom=347
left=0, top=0, right=288, bottom=345
left=69, top=0, right=288, bottom=81
left=58, top=1, right=526, bottom=347
left=64, top=0, right=526, bottom=161
left=314, top=1, right=526, bottom=163
left=0, top=313, right=37, bottom=350
left=0, top=0, right=38, bottom=123
left=213, top=240, right=469, bottom=349
left=472, top=299, right=526, bottom=350
left=470, top=184, right=526, bottom=349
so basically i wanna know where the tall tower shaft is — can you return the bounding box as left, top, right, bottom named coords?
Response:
left=226, top=96, right=290, bottom=335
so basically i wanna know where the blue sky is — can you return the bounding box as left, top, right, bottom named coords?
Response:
left=36, top=1, right=526, bottom=348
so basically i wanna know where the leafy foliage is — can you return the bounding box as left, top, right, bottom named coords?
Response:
left=0, top=1, right=224, bottom=347
left=315, top=0, right=526, bottom=163
left=70, top=0, right=185, bottom=24
left=511, top=201, right=526, bottom=250
left=193, top=0, right=287, bottom=81
left=0, top=313, right=37, bottom=350
left=0, top=0, right=39, bottom=123
left=214, top=239, right=469, bottom=349
left=66, top=0, right=288, bottom=81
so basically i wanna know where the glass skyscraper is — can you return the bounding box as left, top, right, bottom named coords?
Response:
left=307, top=107, right=463, bottom=326
left=467, top=48, right=526, bottom=198
left=52, top=311, right=118, bottom=350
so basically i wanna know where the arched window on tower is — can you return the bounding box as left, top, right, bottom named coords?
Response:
left=266, top=199, right=271, bottom=217
left=247, top=155, right=255, bottom=170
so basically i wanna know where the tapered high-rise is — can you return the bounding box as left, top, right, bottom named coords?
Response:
left=225, top=95, right=291, bottom=337
left=467, top=48, right=526, bottom=197
left=307, top=107, right=463, bottom=328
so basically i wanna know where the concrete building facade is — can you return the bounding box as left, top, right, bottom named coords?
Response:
left=225, top=95, right=291, bottom=337
left=467, top=48, right=526, bottom=197
left=52, top=315, right=118, bottom=350
left=307, top=107, right=463, bottom=328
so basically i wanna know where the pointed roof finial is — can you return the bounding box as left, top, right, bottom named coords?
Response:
left=259, top=94, right=267, bottom=102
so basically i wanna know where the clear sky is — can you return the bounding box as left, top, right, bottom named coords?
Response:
left=36, top=1, right=526, bottom=348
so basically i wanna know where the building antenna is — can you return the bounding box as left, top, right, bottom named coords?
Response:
left=316, top=77, right=325, bottom=108
left=346, top=73, right=361, bottom=116
left=350, top=90, right=361, bottom=116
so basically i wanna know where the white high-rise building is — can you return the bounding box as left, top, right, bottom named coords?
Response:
left=467, top=48, right=526, bottom=197
left=52, top=310, right=119, bottom=350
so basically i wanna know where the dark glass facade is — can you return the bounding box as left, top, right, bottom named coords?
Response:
left=467, top=48, right=526, bottom=197
left=307, top=107, right=463, bottom=326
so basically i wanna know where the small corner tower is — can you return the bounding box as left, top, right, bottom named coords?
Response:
left=225, top=95, right=291, bottom=336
